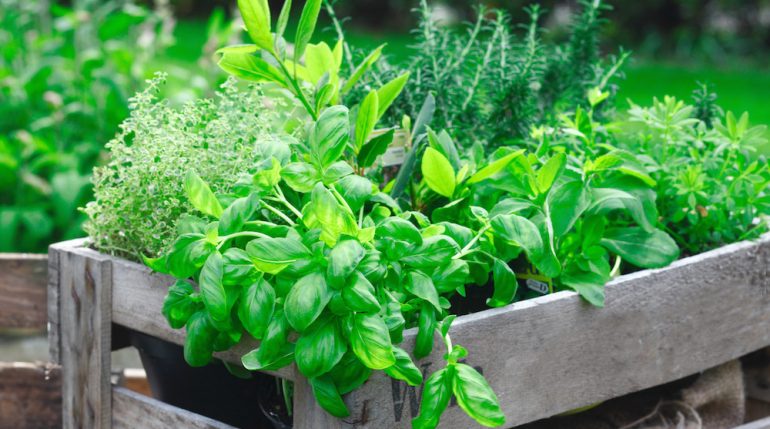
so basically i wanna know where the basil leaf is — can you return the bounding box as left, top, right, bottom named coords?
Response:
left=536, top=152, right=566, bottom=194
left=376, top=217, right=422, bottom=245
left=405, top=271, right=441, bottom=312
left=309, top=106, right=349, bottom=169
left=241, top=343, right=295, bottom=371
left=199, top=251, right=228, bottom=322
left=422, top=147, right=456, bottom=198
left=176, top=214, right=207, bottom=235
left=322, top=161, right=354, bottom=184
left=237, top=277, right=275, bottom=339
left=350, top=313, right=395, bottom=369
left=246, top=236, right=311, bottom=268
left=330, top=350, right=372, bottom=395
left=358, top=129, right=394, bottom=168
left=294, top=0, right=322, bottom=62
left=548, top=180, right=590, bottom=237
left=342, top=271, right=380, bottom=313
left=296, top=318, right=347, bottom=378
left=309, top=374, right=350, bottom=418
left=282, top=162, right=321, bottom=193
left=143, top=254, right=170, bottom=275
left=222, top=248, right=256, bottom=285
left=219, top=193, right=260, bottom=235
left=285, top=272, right=332, bottom=332
left=355, top=90, right=379, bottom=151
left=431, top=259, right=470, bottom=294
left=414, top=303, right=436, bottom=359
left=162, top=280, right=198, bottom=329
left=327, top=239, right=365, bottom=288
left=168, top=234, right=214, bottom=279
left=452, top=363, right=505, bottom=427
left=184, top=311, right=217, bottom=367
left=218, top=51, right=287, bottom=87
left=237, top=0, right=272, bottom=51
left=590, top=188, right=653, bottom=232
left=466, top=149, right=525, bottom=185
left=303, top=183, right=358, bottom=247
left=601, top=227, right=680, bottom=268
left=491, top=214, right=544, bottom=261
left=402, top=235, right=459, bottom=269
left=184, top=170, right=224, bottom=219
left=560, top=266, right=607, bottom=307
left=412, top=367, right=453, bottom=429
left=384, top=346, right=423, bottom=386
left=334, top=175, right=374, bottom=213
left=486, top=258, right=518, bottom=308
left=243, top=308, right=292, bottom=368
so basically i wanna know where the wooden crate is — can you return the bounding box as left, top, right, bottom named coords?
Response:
left=47, top=235, right=770, bottom=429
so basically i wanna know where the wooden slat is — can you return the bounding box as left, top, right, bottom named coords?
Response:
left=339, top=235, right=770, bottom=429
left=293, top=376, right=345, bottom=429
left=105, top=246, right=295, bottom=381
left=735, top=417, right=770, bottom=429
left=0, top=253, right=47, bottom=331
left=59, top=246, right=113, bottom=429
left=112, top=386, right=236, bottom=429
left=0, top=362, right=61, bottom=429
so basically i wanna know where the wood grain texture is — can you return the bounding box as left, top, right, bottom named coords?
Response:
left=58, top=245, right=113, bottom=429
left=0, top=362, right=61, bottom=429
left=735, top=416, right=770, bottom=429
left=340, top=235, right=770, bottom=429
left=112, top=387, right=236, bottom=429
left=293, top=376, right=346, bottom=429
left=0, top=253, right=47, bottom=331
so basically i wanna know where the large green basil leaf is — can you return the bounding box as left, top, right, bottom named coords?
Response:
left=184, top=170, right=223, bottom=219
left=487, top=258, right=518, bottom=308
left=167, top=234, right=214, bottom=279
left=422, top=147, right=456, bottom=198
left=330, top=350, right=372, bottom=394
left=590, top=188, right=653, bottom=232
left=309, top=374, right=350, bottom=418
left=219, top=193, right=260, bottom=235
left=237, top=277, right=275, bottom=339
left=309, top=106, right=350, bottom=168
left=282, top=162, right=320, bottom=193
left=184, top=311, right=217, bottom=367
left=222, top=248, right=256, bottom=285
left=350, top=313, right=395, bottom=369
left=601, top=227, right=679, bottom=268
left=246, top=236, right=311, bottom=274
left=334, top=175, right=374, bottom=213
left=402, top=235, right=459, bottom=268
left=384, top=346, right=423, bottom=386
left=412, top=366, right=453, bottom=429
left=303, top=183, right=358, bottom=247
left=560, top=266, right=607, bottom=307
left=355, top=90, right=379, bottom=151
left=405, top=271, right=441, bottom=311
left=414, top=303, right=436, bottom=359
left=162, top=281, right=198, bottom=329
left=452, top=363, right=505, bottom=427
left=342, top=271, right=380, bottom=312
left=242, top=309, right=294, bottom=370
left=295, top=318, right=347, bottom=378
left=431, top=259, right=470, bottom=294
left=199, top=251, right=228, bottom=322
left=490, top=214, right=544, bottom=261
left=327, top=239, right=365, bottom=288
left=376, top=217, right=423, bottom=245
left=285, top=272, right=332, bottom=332
left=547, top=180, right=590, bottom=237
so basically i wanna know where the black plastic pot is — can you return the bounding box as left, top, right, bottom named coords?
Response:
left=128, top=330, right=292, bottom=429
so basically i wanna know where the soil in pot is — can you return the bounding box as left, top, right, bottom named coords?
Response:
left=129, top=330, right=291, bottom=429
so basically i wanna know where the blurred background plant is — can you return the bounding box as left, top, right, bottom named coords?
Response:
left=2, top=0, right=769, bottom=253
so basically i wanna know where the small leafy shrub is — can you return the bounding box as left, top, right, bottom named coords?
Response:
left=356, top=0, right=626, bottom=148
left=0, top=0, right=173, bottom=252
left=617, top=93, right=769, bottom=256
left=84, top=75, right=288, bottom=259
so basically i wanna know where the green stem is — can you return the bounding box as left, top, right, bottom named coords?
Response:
left=271, top=52, right=318, bottom=121
left=263, top=202, right=297, bottom=226
left=330, top=186, right=355, bottom=217
left=453, top=225, right=491, bottom=260
left=217, top=231, right=270, bottom=249
left=272, top=187, right=304, bottom=220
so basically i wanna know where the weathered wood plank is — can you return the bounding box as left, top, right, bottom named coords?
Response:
left=341, top=235, right=770, bottom=429
left=59, top=246, right=113, bottom=429
left=0, top=362, right=61, bottom=429
left=735, top=417, right=770, bottom=429
left=106, top=246, right=295, bottom=380
left=112, top=386, right=236, bottom=429
left=293, top=376, right=346, bottom=429
left=0, top=253, right=47, bottom=331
